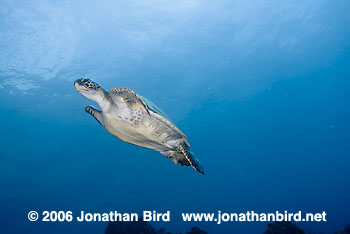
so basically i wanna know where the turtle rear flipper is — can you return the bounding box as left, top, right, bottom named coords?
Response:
left=178, top=144, right=205, bottom=175
left=161, top=145, right=205, bottom=175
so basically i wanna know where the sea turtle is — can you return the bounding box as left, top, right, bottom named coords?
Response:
left=74, top=78, right=204, bottom=174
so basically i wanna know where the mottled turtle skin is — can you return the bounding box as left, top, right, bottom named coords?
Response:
left=74, top=78, right=204, bottom=174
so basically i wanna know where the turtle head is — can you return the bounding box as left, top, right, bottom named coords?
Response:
left=74, top=78, right=104, bottom=101
left=74, top=78, right=110, bottom=110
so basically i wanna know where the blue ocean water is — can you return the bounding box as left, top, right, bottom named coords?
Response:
left=0, top=0, right=349, bottom=233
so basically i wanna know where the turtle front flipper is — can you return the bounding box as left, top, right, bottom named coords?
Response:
left=109, top=88, right=150, bottom=115
left=161, top=145, right=205, bottom=175
left=85, top=106, right=103, bottom=126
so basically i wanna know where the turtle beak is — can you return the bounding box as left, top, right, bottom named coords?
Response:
left=74, top=78, right=89, bottom=90
left=74, top=80, right=81, bottom=91
left=74, top=78, right=86, bottom=93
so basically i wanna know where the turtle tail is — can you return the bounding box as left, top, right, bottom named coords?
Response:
left=178, top=144, right=205, bottom=175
